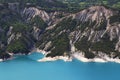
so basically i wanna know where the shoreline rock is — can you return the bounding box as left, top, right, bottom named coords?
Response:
left=37, top=56, right=72, bottom=62
left=73, top=52, right=120, bottom=63
left=0, top=59, right=3, bottom=62
left=36, top=48, right=72, bottom=62
left=1, top=48, right=120, bottom=64
left=36, top=49, right=120, bottom=63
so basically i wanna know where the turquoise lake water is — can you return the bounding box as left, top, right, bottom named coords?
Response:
left=0, top=52, right=120, bottom=80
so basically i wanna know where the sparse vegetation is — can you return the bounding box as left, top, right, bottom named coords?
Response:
left=109, top=15, right=120, bottom=24
left=46, top=33, right=70, bottom=57
left=7, top=38, right=30, bottom=54
left=0, top=0, right=120, bottom=60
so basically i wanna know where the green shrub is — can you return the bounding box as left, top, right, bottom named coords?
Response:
left=30, top=16, right=47, bottom=30
left=7, top=38, right=30, bottom=54
left=94, top=20, right=107, bottom=30
left=46, top=33, right=70, bottom=57
left=84, top=51, right=95, bottom=59
left=109, top=15, right=120, bottom=24
left=55, top=17, right=77, bottom=33
left=75, top=37, right=91, bottom=52
left=12, top=22, right=29, bottom=33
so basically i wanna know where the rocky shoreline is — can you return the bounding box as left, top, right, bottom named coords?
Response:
left=1, top=49, right=120, bottom=64
left=72, top=53, right=120, bottom=63
left=36, top=49, right=72, bottom=62
left=36, top=49, right=120, bottom=63
left=0, top=59, right=3, bottom=62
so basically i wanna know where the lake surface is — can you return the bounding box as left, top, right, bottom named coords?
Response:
left=0, top=52, right=120, bottom=80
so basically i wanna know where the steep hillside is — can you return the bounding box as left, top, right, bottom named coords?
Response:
left=0, top=3, right=120, bottom=62
left=0, top=3, right=69, bottom=60
left=36, top=6, right=120, bottom=59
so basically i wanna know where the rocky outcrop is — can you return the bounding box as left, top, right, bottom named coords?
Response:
left=0, top=4, right=120, bottom=62
left=23, top=7, right=50, bottom=22
left=37, top=6, right=120, bottom=60
left=69, top=6, right=119, bottom=42
left=75, top=6, right=114, bottom=21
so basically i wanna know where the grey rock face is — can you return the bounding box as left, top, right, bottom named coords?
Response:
left=23, top=7, right=50, bottom=22
left=0, top=5, right=120, bottom=60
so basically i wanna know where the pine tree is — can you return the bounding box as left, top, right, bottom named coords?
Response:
left=86, top=0, right=103, bottom=6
